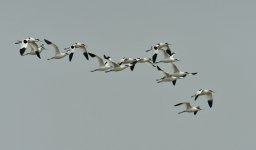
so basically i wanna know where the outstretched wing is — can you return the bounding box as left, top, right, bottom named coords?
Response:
left=44, top=39, right=60, bottom=55
left=171, top=62, right=180, bottom=73
left=206, top=93, right=213, bottom=108
left=89, top=53, right=105, bottom=66
left=104, top=55, right=119, bottom=68
left=174, top=102, right=192, bottom=109
left=159, top=49, right=170, bottom=58
left=156, top=66, right=169, bottom=76
left=19, top=40, right=28, bottom=55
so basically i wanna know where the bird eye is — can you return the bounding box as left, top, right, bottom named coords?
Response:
left=154, top=46, right=158, bottom=50
left=71, top=45, right=75, bottom=49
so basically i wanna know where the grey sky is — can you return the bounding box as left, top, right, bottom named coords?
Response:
left=1, top=0, right=255, bottom=149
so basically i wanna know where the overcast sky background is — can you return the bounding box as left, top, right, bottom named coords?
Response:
left=0, top=0, right=255, bottom=149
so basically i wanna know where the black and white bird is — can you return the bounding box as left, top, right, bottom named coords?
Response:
left=119, top=57, right=137, bottom=65
left=174, top=102, right=203, bottom=115
left=156, top=66, right=180, bottom=86
left=155, top=53, right=180, bottom=64
left=170, top=62, right=198, bottom=78
left=135, top=57, right=156, bottom=67
left=15, top=37, right=41, bottom=58
left=146, top=42, right=175, bottom=63
left=88, top=53, right=112, bottom=72
left=104, top=55, right=137, bottom=73
left=66, top=43, right=89, bottom=62
left=24, top=44, right=46, bottom=58
left=191, top=89, right=215, bottom=108
left=44, top=39, right=70, bottom=60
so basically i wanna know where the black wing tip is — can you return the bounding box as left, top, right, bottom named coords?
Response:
left=20, top=47, right=26, bottom=55
left=88, top=52, right=95, bottom=57
left=35, top=51, right=41, bottom=59
left=166, top=49, right=172, bottom=56
left=208, top=100, right=213, bottom=108
left=172, top=80, right=176, bottom=86
left=194, top=111, right=198, bottom=115
left=152, top=54, right=157, bottom=63
left=130, top=62, right=137, bottom=71
left=83, top=52, right=89, bottom=60
left=156, top=66, right=161, bottom=70
left=44, top=39, right=51, bottom=45
left=130, top=66, right=135, bottom=71
left=69, top=53, right=74, bottom=62
left=195, top=95, right=199, bottom=101
left=174, top=103, right=182, bottom=106
left=103, top=55, right=108, bottom=59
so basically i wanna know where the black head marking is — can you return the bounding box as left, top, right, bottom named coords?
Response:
left=71, top=45, right=75, bottom=49
left=23, top=40, right=28, bottom=44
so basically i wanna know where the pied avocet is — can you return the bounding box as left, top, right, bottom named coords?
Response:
left=88, top=52, right=112, bottom=72
left=191, top=89, right=215, bottom=108
left=156, top=66, right=180, bottom=86
left=146, top=43, right=175, bottom=63
left=24, top=44, right=46, bottom=58
left=15, top=37, right=41, bottom=58
left=174, top=102, right=202, bottom=115
left=170, top=62, right=198, bottom=78
left=44, top=39, right=70, bottom=60
left=66, top=42, right=89, bottom=62
left=104, top=55, right=137, bottom=73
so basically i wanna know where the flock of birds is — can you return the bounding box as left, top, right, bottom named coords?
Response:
left=15, top=37, right=215, bottom=115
